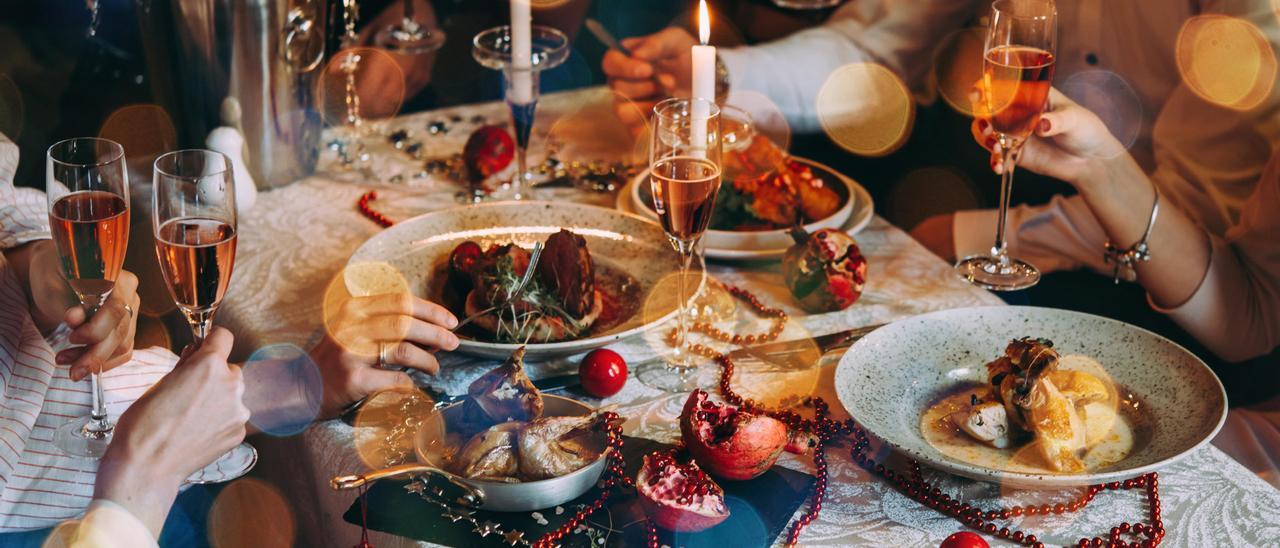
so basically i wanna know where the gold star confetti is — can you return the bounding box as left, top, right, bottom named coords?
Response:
left=443, top=508, right=473, bottom=523
left=503, top=530, right=526, bottom=545
left=474, top=520, right=501, bottom=537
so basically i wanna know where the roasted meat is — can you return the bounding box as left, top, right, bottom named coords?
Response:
left=951, top=399, right=1014, bottom=449
left=452, top=421, right=522, bottom=481
left=517, top=413, right=612, bottom=480
left=465, top=347, right=544, bottom=424
left=536, top=230, right=595, bottom=318
left=717, top=135, right=842, bottom=228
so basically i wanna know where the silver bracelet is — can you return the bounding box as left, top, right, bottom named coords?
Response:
left=1103, top=186, right=1160, bottom=284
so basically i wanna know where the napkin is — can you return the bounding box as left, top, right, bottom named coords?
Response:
left=343, top=436, right=815, bottom=547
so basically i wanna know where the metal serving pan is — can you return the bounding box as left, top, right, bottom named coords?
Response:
left=332, top=395, right=608, bottom=512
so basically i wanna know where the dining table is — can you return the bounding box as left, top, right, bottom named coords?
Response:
left=218, top=86, right=1280, bottom=547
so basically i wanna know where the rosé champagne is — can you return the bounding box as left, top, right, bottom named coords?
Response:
left=649, top=156, right=721, bottom=242
left=981, top=45, right=1055, bottom=140
left=49, top=191, right=129, bottom=305
left=155, top=217, right=237, bottom=313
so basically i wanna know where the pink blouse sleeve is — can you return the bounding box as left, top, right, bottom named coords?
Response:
left=1152, top=154, right=1280, bottom=362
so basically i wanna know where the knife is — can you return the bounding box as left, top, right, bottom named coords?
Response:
left=729, top=323, right=885, bottom=371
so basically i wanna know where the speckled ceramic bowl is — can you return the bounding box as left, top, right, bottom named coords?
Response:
left=835, top=306, right=1227, bottom=489
left=347, top=201, right=685, bottom=360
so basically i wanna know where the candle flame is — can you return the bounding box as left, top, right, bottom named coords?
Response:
left=698, top=0, right=710, bottom=45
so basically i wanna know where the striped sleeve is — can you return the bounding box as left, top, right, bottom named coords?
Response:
left=0, top=132, right=50, bottom=250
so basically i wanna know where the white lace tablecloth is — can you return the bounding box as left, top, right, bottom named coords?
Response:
left=221, top=87, right=1280, bottom=547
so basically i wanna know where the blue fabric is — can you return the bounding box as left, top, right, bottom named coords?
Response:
left=0, top=484, right=217, bottom=548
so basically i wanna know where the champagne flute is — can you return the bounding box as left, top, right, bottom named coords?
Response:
left=152, top=150, right=237, bottom=344
left=637, top=97, right=722, bottom=392
left=956, top=0, right=1057, bottom=291
left=152, top=150, right=255, bottom=475
left=46, top=137, right=129, bottom=458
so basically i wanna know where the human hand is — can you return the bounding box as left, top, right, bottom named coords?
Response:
left=58, top=269, right=140, bottom=381
left=95, top=328, right=248, bottom=535
left=310, top=292, right=460, bottom=419
left=972, top=88, right=1126, bottom=193
left=602, top=27, right=697, bottom=133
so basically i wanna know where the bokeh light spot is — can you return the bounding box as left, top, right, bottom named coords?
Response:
left=208, top=478, right=295, bottom=548
left=725, top=89, right=791, bottom=152
left=1059, top=70, right=1143, bottom=154
left=323, top=262, right=413, bottom=358
left=98, top=104, right=177, bottom=163
left=547, top=89, right=644, bottom=166
left=344, top=260, right=410, bottom=298
left=243, top=344, right=323, bottom=436
left=315, top=47, right=406, bottom=125
left=353, top=386, right=436, bottom=468
left=816, top=63, right=914, bottom=157
left=933, top=27, right=987, bottom=117
left=1176, top=15, right=1276, bottom=111
left=0, top=74, right=24, bottom=140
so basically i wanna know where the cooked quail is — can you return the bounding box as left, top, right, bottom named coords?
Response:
left=517, top=413, right=611, bottom=480
left=466, top=347, right=544, bottom=423
left=452, top=421, right=522, bottom=481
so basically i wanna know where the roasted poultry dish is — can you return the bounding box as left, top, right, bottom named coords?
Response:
left=951, top=337, right=1111, bottom=472
left=713, top=135, right=843, bottom=230
left=448, top=229, right=603, bottom=343
left=448, top=347, right=613, bottom=482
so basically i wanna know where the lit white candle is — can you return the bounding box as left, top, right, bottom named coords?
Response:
left=510, top=0, right=534, bottom=104
left=690, top=0, right=715, bottom=155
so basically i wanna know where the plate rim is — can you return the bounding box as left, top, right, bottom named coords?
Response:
left=619, top=156, right=875, bottom=260
left=347, top=200, right=684, bottom=357
left=834, top=305, right=1228, bottom=488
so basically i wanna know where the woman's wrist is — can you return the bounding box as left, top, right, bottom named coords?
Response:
left=95, top=449, right=183, bottom=536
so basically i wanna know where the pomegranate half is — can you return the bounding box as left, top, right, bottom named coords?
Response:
left=636, top=452, right=729, bottom=532
left=680, top=389, right=789, bottom=481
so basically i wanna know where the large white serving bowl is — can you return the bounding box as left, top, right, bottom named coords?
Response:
left=347, top=201, right=684, bottom=360
left=835, top=306, right=1227, bottom=489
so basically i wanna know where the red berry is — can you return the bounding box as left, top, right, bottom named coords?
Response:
left=940, top=531, right=989, bottom=548
left=579, top=348, right=627, bottom=397
left=463, top=125, right=515, bottom=182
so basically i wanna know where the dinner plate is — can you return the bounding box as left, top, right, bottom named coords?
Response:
left=347, top=201, right=684, bottom=360
left=621, top=156, right=874, bottom=260
left=835, top=306, right=1227, bottom=489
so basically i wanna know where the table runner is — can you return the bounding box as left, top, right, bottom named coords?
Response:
left=222, top=87, right=1280, bottom=547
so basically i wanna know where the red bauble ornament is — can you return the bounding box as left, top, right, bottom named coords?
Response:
left=463, top=125, right=515, bottom=183
left=578, top=348, right=627, bottom=397
left=940, top=531, right=990, bottom=548
left=781, top=227, right=868, bottom=313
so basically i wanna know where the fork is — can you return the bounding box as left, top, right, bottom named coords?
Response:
left=452, top=241, right=544, bottom=332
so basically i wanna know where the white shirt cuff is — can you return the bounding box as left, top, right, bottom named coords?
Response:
left=71, top=500, right=159, bottom=548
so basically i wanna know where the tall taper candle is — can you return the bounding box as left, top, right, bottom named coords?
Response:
left=510, top=0, right=533, bottom=104
left=690, top=0, right=715, bottom=154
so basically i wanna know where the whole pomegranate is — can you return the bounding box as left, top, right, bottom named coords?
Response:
left=781, top=227, right=868, bottom=313
left=636, top=451, right=729, bottom=532
left=680, top=389, right=788, bottom=481
left=463, top=125, right=515, bottom=183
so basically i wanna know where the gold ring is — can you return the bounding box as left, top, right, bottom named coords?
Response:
left=123, top=303, right=134, bottom=319
left=378, top=342, right=390, bottom=368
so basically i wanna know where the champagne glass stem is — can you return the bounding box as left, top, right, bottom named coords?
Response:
left=80, top=298, right=112, bottom=438
left=991, top=137, right=1019, bottom=264
left=673, top=248, right=693, bottom=356
left=186, top=309, right=216, bottom=345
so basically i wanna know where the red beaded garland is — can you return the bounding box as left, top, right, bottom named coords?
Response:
left=357, top=191, right=394, bottom=227
left=678, top=285, right=1165, bottom=548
